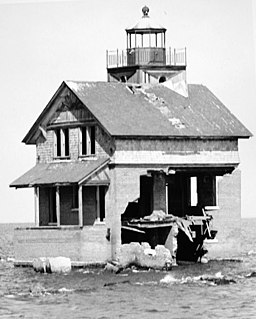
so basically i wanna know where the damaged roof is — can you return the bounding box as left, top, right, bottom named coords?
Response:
left=23, top=81, right=252, bottom=144
left=10, top=157, right=109, bottom=188
left=66, top=81, right=252, bottom=138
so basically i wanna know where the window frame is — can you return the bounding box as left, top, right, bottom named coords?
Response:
left=79, top=125, right=96, bottom=157
left=54, top=127, right=70, bottom=159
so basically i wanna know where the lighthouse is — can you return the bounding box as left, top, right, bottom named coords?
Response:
left=106, top=6, right=186, bottom=85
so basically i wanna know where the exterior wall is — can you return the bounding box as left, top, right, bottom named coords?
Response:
left=37, top=131, right=54, bottom=163
left=106, top=165, right=169, bottom=259
left=36, top=125, right=114, bottom=163
left=107, top=166, right=149, bottom=259
left=115, top=138, right=238, bottom=152
left=152, top=172, right=166, bottom=211
left=14, top=225, right=111, bottom=263
left=107, top=165, right=242, bottom=261
left=205, top=168, right=241, bottom=259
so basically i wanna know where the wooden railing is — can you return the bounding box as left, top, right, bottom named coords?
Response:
left=106, top=47, right=186, bottom=68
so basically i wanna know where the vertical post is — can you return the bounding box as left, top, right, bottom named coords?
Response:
left=78, top=185, right=83, bottom=227
left=96, top=186, right=100, bottom=221
left=174, top=48, right=176, bottom=66
left=56, top=186, right=60, bottom=227
left=165, top=183, right=169, bottom=214
left=116, top=49, right=118, bottom=67
left=106, top=50, right=108, bottom=68
left=34, top=187, right=39, bottom=227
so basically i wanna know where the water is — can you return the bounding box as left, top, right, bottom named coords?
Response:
left=1, top=219, right=256, bottom=318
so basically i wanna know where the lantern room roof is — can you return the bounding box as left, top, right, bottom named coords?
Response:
left=126, top=6, right=166, bottom=34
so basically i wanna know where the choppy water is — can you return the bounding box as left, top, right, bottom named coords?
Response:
left=1, top=219, right=256, bottom=318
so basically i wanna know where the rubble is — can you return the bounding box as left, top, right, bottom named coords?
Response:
left=118, top=242, right=172, bottom=270
left=32, top=257, right=71, bottom=273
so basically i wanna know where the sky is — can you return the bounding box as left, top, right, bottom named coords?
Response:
left=0, top=0, right=255, bottom=222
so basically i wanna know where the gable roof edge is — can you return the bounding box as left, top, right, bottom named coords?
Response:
left=22, top=81, right=67, bottom=144
left=64, top=81, right=113, bottom=140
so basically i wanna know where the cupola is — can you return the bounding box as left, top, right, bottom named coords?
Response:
left=106, top=6, right=186, bottom=85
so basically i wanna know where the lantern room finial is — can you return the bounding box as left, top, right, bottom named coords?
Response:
left=142, top=5, right=149, bottom=17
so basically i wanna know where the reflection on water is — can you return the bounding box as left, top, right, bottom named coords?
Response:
left=1, top=219, right=256, bottom=318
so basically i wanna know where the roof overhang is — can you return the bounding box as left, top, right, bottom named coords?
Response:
left=10, top=158, right=110, bottom=188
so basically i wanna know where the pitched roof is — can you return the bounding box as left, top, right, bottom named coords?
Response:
left=23, top=80, right=252, bottom=144
left=10, top=157, right=109, bottom=188
left=126, top=15, right=166, bottom=33
left=66, top=81, right=252, bottom=138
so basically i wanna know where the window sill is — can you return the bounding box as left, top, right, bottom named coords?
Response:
left=79, top=154, right=96, bottom=159
left=48, top=222, right=57, bottom=226
left=204, top=206, right=220, bottom=211
left=53, top=156, right=71, bottom=161
left=94, top=219, right=106, bottom=226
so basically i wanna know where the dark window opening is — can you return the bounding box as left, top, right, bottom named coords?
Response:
left=55, top=128, right=69, bottom=158
left=159, top=76, right=166, bottom=83
left=120, top=76, right=126, bottom=83
left=80, top=126, right=96, bottom=156
left=90, top=126, right=95, bottom=155
left=56, top=129, right=61, bottom=157
left=81, top=126, right=87, bottom=155
left=99, top=186, right=106, bottom=221
left=64, top=128, right=69, bottom=156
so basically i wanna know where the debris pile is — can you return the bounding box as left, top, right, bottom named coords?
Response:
left=32, top=256, right=71, bottom=273
left=117, top=242, right=172, bottom=270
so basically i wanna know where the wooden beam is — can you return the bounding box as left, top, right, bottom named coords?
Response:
left=96, top=186, right=100, bottom=221
left=78, top=185, right=83, bottom=227
left=34, top=187, right=39, bottom=227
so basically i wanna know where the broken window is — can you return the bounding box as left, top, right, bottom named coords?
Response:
left=54, top=128, right=70, bottom=158
left=80, top=126, right=96, bottom=156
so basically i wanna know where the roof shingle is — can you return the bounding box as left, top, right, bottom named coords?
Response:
left=66, top=81, right=251, bottom=138
left=10, top=158, right=109, bottom=188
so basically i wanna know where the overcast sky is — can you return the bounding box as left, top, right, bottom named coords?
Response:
left=0, top=0, right=255, bottom=222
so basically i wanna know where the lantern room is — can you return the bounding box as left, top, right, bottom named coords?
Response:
left=106, top=6, right=187, bottom=84
left=125, top=5, right=167, bottom=66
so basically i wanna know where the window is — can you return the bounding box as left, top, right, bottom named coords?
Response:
left=197, top=175, right=217, bottom=207
left=80, top=126, right=95, bottom=156
left=189, top=175, right=219, bottom=208
left=54, top=128, right=70, bottom=158
left=190, top=176, right=198, bottom=206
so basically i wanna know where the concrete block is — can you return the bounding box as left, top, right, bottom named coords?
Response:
left=46, top=256, right=71, bottom=273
